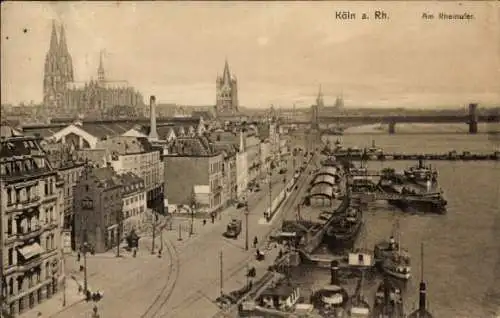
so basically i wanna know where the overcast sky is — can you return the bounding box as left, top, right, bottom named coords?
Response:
left=1, top=1, right=499, bottom=108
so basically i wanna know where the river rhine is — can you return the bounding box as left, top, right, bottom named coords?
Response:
left=289, top=133, right=500, bottom=318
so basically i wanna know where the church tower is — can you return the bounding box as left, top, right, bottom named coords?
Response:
left=43, top=21, right=74, bottom=108
left=97, top=50, right=105, bottom=82
left=216, top=59, right=238, bottom=114
left=58, top=25, right=74, bottom=85
left=316, top=85, right=325, bottom=109
left=43, top=21, right=60, bottom=107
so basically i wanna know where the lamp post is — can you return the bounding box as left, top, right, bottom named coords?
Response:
left=244, top=203, right=249, bottom=251
left=190, top=204, right=195, bottom=236
left=151, top=210, right=157, bottom=254
left=116, top=210, right=122, bottom=258
left=267, top=164, right=272, bottom=222
left=81, top=241, right=90, bottom=299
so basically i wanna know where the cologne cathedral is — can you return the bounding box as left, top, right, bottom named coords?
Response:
left=43, top=21, right=144, bottom=117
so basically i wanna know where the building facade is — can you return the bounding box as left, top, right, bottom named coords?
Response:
left=78, top=136, right=165, bottom=215
left=42, top=141, right=84, bottom=250
left=73, top=166, right=123, bottom=253
left=1, top=130, right=63, bottom=317
left=235, top=131, right=249, bottom=199
left=119, top=173, right=146, bottom=220
left=216, top=60, right=238, bottom=114
left=163, top=136, right=224, bottom=212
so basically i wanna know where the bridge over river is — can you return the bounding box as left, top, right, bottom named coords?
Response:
left=282, top=103, right=499, bottom=134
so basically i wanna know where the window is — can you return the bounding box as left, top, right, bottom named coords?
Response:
left=82, top=198, right=94, bottom=209
left=7, top=217, right=12, bottom=235
left=7, top=188, right=12, bottom=205
left=44, top=183, right=49, bottom=196
left=46, top=236, right=50, bottom=250
left=17, top=276, right=24, bottom=293
left=45, top=262, right=50, bottom=279
left=8, top=248, right=13, bottom=265
left=9, top=278, right=14, bottom=295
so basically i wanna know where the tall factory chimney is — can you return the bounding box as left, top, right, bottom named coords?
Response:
left=148, top=95, right=159, bottom=140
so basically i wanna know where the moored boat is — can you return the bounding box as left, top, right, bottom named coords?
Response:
left=382, top=254, right=411, bottom=280
left=348, top=271, right=371, bottom=318
left=374, top=237, right=410, bottom=262
left=407, top=243, right=434, bottom=318
left=311, top=261, right=350, bottom=317
left=324, top=206, right=363, bottom=249
left=372, top=277, right=405, bottom=318
left=404, top=159, right=438, bottom=188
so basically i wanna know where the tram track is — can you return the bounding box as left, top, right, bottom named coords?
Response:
left=140, top=228, right=180, bottom=318
left=167, top=157, right=316, bottom=318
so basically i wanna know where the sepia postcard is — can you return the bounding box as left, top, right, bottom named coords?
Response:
left=1, top=1, right=499, bottom=318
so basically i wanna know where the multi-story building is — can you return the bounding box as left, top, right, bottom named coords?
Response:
left=42, top=141, right=84, bottom=250
left=213, top=144, right=238, bottom=206
left=1, top=127, right=63, bottom=317
left=119, top=172, right=146, bottom=229
left=216, top=60, right=238, bottom=114
left=163, top=136, right=224, bottom=212
left=73, top=165, right=123, bottom=253
left=235, top=132, right=248, bottom=199
left=260, top=140, right=272, bottom=169
left=77, top=136, right=164, bottom=215
left=245, top=133, right=261, bottom=182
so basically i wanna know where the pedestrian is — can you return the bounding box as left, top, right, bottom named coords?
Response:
left=253, top=236, right=258, bottom=248
left=203, top=219, right=207, bottom=226
left=77, top=252, right=81, bottom=262
left=211, top=213, right=215, bottom=224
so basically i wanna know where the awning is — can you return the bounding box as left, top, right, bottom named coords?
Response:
left=17, top=243, right=44, bottom=259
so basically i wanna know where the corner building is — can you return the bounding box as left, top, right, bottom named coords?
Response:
left=1, top=127, right=63, bottom=317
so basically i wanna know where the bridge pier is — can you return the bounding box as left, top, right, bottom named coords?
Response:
left=388, top=121, right=396, bottom=134
left=469, top=103, right=478, bottom=134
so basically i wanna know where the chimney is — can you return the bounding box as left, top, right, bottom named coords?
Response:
left=148, top=95, right=159, bottom=140
left=239, top=130, right=245, bottom=153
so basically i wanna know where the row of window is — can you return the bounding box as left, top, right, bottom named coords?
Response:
left=6, top=207, right=56, bottom=236
left=5, top=261, right=54, bottom=296
left=124, top=206, right=145, bottom=219
left=7, top=235, right=55, bottom=267
left=0, top=158, right=44, bottom=176
left=5, top=178, right=55, bottom=206
left=124, top=194, right=144, bottom=206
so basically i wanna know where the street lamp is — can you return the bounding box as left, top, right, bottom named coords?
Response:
left=190, top=204, right=195, bottom=236
left=244, top=203, right=249, bottom=251
left=81, top=241, right=90, bottom=299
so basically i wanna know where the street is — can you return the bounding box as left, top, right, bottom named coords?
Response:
left=39, top=155, right=317, bottom=318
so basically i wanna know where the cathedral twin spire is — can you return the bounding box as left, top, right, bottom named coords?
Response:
left=43, top=20, right=75, bottom=107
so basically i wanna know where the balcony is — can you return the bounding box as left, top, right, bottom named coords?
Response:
left=16, top=225, right=44, bottom=242
left=17, top=256, right=43, bottom=272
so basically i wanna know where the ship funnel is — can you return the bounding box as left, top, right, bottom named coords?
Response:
left=330, top=260, right=340, bottom=285
left=419, top=281, right=427, bottom=311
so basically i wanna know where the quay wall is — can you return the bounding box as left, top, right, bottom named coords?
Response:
left=334, top=152, right=500, bottom=161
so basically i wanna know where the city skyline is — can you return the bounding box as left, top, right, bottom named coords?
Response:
left=1, top=1, right=499, bottom=108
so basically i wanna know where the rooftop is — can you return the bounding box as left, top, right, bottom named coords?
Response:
left=164, top=136, right=218, bottom=157
left=88, top=166, right=123, bottom=189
